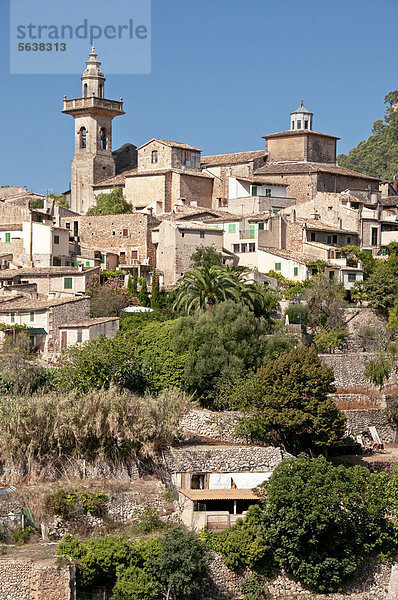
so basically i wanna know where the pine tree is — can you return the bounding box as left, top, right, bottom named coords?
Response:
left=151, top=272, right=160, bottom=309
left=131, top=268, right=138, bottom=296
left=139, top=279, right=149, bottom=307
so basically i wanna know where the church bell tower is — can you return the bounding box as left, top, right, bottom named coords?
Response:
left=62, top=47, right=125, bottom=214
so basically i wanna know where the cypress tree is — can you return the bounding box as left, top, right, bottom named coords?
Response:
left=139, top=279, right=149, bottom=307
left=131, top=268, right=138, bottom=296
left=151, top=272, right=160, bottom=309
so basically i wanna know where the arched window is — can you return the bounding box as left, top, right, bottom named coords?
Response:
left=100, top=128, right=107, bottom=150
left=99, top=84, right=103, bottom=98
left=83, top=84, right=88, bottom=98
left=79, top=127, right=87, bottom=149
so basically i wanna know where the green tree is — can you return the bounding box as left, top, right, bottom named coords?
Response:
left=151, top=272, right=160, bottom=309
left=55, top=336, right=146, bottom=393
left=229, top=346, right=344, bottom=453
left=149, top=525, right=209, bottom=600
left=139, top=279, right=150, bottom=307
left=337, top=91, right=398, bottom=179
left=364, top=255, right=398, bottom=314
left=86, top=187, right=132, bottom=215
left=304, top=276, right=346, bottom=331
left=112, top=565, right=160, bottom=600
left=314, top=326, right=348, bottom=353
left=190, top=245, right=223, bottom=268
left=172, top=301, right=267, bottom=400
left=260, top=455, right=394, bottom=592
left=364, top=353, right=393, bottom=389
left=284, top=303, right=308, bottom=325
left=89, top=286, right=130, bottom=317
left=48, top=192, right=69, bottom=208
left=131, top=268, right=138, bottom=296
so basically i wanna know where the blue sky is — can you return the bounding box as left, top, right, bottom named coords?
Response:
left=0, top=0, right=397, bottom=194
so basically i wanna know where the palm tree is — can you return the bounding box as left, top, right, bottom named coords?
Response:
left=173, top=265, right=269, bottom=314
left=173, top=266, right=241, bottom=313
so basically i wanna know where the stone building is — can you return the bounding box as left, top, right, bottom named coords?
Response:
left=58, top=316, right=119, bottom=349
left=62, top=47, right=126, bottom=214
left=152, top=217, right=224, bottom=285
left=0, top=266, right=99, bottom=297
left=0, top=295, right=91, bottom=353
left=60, top=212, right=159, bottom=278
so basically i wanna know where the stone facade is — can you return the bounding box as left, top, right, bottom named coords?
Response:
left=0, top=558, right=75, bottom=600
left=179, top=409, right=247, bottom=444
left=343, top=409, right=396, bottom=444
left=60, top=213, right=159, bottom=272
left=264, top=130, right=338, bottom=165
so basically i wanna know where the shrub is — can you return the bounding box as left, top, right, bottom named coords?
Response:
left=12, top=525, right=32, bottom=546
left=284, top=304, right=308, bottom=325
left=241, top=573, right=268, bottom=600
left=365, top=353, right=393, bottom=388
left=46, top=490, right=107, bottom=520
left=135, top=507, right=164, bottom=533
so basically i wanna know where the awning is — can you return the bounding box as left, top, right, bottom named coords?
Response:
left=27, top=328, right=47, bottom=335
left=180, top=489, right=258, bottom=501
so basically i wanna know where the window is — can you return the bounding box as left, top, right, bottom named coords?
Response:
left=64, top=277, right=72, bottom=290
left=65, top=222, right=71, bottom=230
left=86, top=261, right=90, bottom=267
left=297, top=120, right=301, bottom=129
left=249, top=225, right=255, bottom=239
left=310, top=232, right=316, bottom=242
left=233, top=244, right=240, bottom=253
left=293, top=267, right=298, bottom=277
left=200, top=232, right=205, bottom=239
left=79, top=127, right=87, bottom=149
left=77, top=329, right=83, bottom=343
left=258, top=222, right=265, bottom=230
left=99, top=84, right=103, bottom=98
left=348, top=273, right=356, bottom=282
left=5, top=233, right=10, bottom=243
left=100, top=254, right=105, bottom=264
left=131, top=250, right=138, bottom=260
left=152, top=150, right=158, bottom=163
left=228, top=224, right=236, bottom=233
left=312, top=268, right=318, bottom=276
left=53, top=257, right=61, bottom=266
left=274, top=262, right=281, bottom=271
left=265, top=189, right=271, bottom=197
left=10, top=312, right=15, bottom=323
left=327, top=235, right=332, bottom=244
left=83, top=84, right=88, bottom=98
left=36, top=215, right=42, bottom=222
left=240, top=243, right=247, bottom=253
left=249, top=243, right=255, bottom=252
left=123, top=228, right=129, bottom=237
left=332, top=235, right=338, bottom=244
left=100, top=128, right=107, bottom=150
left=304, top=120, right=308, bottom=129
left=371, top=227, right=378, bottom=246
left=272, top=209, right=280, bottom=214
left=65, top=260, right=70, bottom=266
left=251, top=186, right=257, bottom=196
left=347, top=237, right=351, bottom=244
left=76, top=260, right=82, bottom=266
left=181, top=232, right=185, bottom=238
left=29, top=311, right=34, bottom=323
left=329, top=270, right=335, bottom=279
left=381, top=248, right=387, bottom=256
left=54, top=235, right=59, bottom=245
left=291, top=121, right=295, bottom=130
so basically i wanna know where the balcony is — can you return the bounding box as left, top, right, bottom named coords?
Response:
left=62, top=97, right=124, bottom=117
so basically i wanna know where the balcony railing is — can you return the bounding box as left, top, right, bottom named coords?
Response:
left=62, top=97, right=124, bottom=115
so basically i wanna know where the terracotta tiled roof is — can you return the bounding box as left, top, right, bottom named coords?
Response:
left=174, top=220, right=224, bottom=232
left=263, top=130, right=340, bottom=140
left=59, top=317, right=119, bottom=328
left=0, top=225, right=22, bottom=232
left=201, top=150, right=266, bottom=167
left=296, top=217, right=358, bottom=234
left=381, top=196, right=398, bottom=206
left=254, top=162, right=379, bottom=180
left=0, top=296, right=88, bottom=312
left=0, top=266, right=98, bottom=279
left=157, top=205, right=239, bottom=221
left=138, top=138, right=201, bottom=151
left=258, top=246, right=313, bottom=264
left=180, top=489, right=258, bottom=501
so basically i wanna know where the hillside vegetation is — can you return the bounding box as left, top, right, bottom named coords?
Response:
left=337, top=91, right=398, bottom=179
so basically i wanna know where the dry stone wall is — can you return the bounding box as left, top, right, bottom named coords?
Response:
left=178, top=409, right=247, bottom=443
left=0, top=558, right=74, bottom=600
left=344, top=408, right=396, bottom=444
left=320, top=352, right=398, bottom=389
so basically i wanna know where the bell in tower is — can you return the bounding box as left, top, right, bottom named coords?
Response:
left=62, top=47, right=125, bottom=214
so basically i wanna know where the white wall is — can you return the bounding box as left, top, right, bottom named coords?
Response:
left=228, top=177, right=286, bottom=200
left=257, top=250, right=308, bottom=280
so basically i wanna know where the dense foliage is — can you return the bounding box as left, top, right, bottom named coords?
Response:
left=58, top=526, right=209, bottom=599
left=337, top=91, right=398, bottom=179
left=213, top=455, right=397, bottom=593
left=86, top=187, right=133, bottom=215
left=223, top=346, right=344, bottom=453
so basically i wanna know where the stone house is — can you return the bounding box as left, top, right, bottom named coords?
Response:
left=58, top=316, right=119, bottom=349
left=0, top=266, right=99, bottom=297
left=164, top=445, right=289, bottom=531
left=152, top=218, right=224, bottom=286
left=0, top=295, right=91, bottom=353
left=60, top=213, right=159, bottom=279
